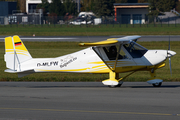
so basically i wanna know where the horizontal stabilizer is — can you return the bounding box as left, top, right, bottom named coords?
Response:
left=5, top=69, right=17, bottom=73
left=5, top=69, right=35, bottom=78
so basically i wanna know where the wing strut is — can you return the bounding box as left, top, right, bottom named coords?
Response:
left=113, top=44, right=122, bottom=71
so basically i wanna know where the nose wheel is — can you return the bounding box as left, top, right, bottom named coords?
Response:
left=147, top=69, right=163, bottom=87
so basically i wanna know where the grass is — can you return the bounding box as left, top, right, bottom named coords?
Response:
left=1, top=24, right=180, bottom=36
left=0, top=41, right=179, bottom=82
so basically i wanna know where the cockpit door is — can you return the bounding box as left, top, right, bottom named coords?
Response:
left=92, top=43, right=134, bottom=72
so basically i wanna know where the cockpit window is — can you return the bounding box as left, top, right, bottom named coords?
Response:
left=103, top=46, right=115, bottom=60
left=103, top=45, right=128, bottom=60
left=123, top=41, right=147, bottom=58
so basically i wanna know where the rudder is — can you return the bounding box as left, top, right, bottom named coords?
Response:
left=4, top=35, right=32, bottom=71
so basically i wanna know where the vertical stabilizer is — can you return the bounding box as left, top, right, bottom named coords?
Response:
left=4, top=35, right=32, bottom=71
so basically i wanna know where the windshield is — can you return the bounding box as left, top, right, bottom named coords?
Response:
left=123, top=41, right=148, bottom=58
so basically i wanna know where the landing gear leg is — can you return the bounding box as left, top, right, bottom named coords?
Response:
left=106, top=72, right=123, bottom=88
left=147, top=69, right=163, bottom=87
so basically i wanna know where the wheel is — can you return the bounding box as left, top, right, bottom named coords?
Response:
left=108, top=85, right=117, bottom=88
left=108, top=81, right=123, bottom=88
left=108, top=84, right=121, bottom=88
left=152, top=82, right=162, bottom=87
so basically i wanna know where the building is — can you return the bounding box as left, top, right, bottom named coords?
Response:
left=0, top=1, right=17, bottom=16
left=114, top=3, right=149, bottom=24
left=26, top=0, right=80, bottom=14
left=26, top=0, right=52, bottom=13
left=0, top=1, right=17, bottom=25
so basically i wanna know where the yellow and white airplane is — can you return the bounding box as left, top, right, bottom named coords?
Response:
left=4, top=35, right=176, bottom=87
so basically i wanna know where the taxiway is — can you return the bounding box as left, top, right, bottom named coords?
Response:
left=0, top=82, right=180, bottom=120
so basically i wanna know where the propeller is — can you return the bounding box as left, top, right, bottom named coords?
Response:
left=167, top=35, right=172, bottom=76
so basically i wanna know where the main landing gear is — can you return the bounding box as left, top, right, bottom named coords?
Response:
left=102, top=71, right=122, bottom=88
left=108, top=81, right=123, bottom=88
left=147, top=69, right=163, bottom=87
left=102, top=71, right=136, bottom=88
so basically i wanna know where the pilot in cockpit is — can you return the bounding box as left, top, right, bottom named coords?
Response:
left=104, top=46, right=123, bottom=60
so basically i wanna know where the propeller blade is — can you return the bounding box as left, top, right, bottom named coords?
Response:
left=167, top=35, right=170, bottom=58
left=168, top=35, right=172, bottom=76
left=169, top=57, right=172, bottom=76
left=168, top=35, right=170, bottom=50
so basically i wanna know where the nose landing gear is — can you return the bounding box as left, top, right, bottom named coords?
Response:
left=147, top=69, right=163, bottom=87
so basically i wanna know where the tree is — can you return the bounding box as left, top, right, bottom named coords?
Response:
left=148, top=0, right=176, bottom=16
left=107, top=0, right=115, bottom=16
left=148, top=0, right=159, bottom=16
left=115, top=0, right=128, bottom=3
left=127, top=0, right=138, bottom=3
left=37, top=0, right=50, bottom=16
left=49, top=0, right=64, bottom=16
left=0, top=0, right=17, bottom=1
left=81, top=0, right=95, bottom=12
left=93, top=0, right=115, bottom=16
left=62, top=0, right=77, bottom=15
left=158, top=0, right=175, bottom=12
left=138, top=0, right=148, bottom=3
left=176, top=1, right=180, bottom=12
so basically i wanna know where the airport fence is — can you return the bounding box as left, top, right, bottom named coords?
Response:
left=0, top=15, right=180, bottom=27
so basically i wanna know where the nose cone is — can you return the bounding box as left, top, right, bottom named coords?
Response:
left=167, top=50, right=176, bottom=57
left=144, top=50, right=176, bottom=66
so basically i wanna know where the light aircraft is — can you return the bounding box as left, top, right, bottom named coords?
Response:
left=4, top=35, right=176, bottom=87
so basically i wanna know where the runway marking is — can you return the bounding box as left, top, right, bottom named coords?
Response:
left=0, top=107, right=178, bottom=116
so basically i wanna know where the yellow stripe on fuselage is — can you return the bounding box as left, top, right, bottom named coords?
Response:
left=36, top=68, right=89, bottom=72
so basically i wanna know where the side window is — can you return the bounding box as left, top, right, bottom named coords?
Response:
left=119, top=48, right=128, bottom=59
left=103, top=45, right=128, bottom=60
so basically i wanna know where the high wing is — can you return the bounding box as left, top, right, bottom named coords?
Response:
left=79, top=38, right=118, bottom=46
left=79, top=36, right=141, bottom=47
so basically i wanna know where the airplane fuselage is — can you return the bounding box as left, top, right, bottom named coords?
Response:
left=19, top=47, right=175, bottom=74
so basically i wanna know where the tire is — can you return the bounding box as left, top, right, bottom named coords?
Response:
left=152, top=82, right=162, bottom=87
left=108, top=83, right=122, bottom=88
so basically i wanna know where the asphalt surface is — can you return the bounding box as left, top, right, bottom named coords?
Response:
left=0, top=82, right=180, bottom=120
left=0, top=35, right=180, bottom=42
